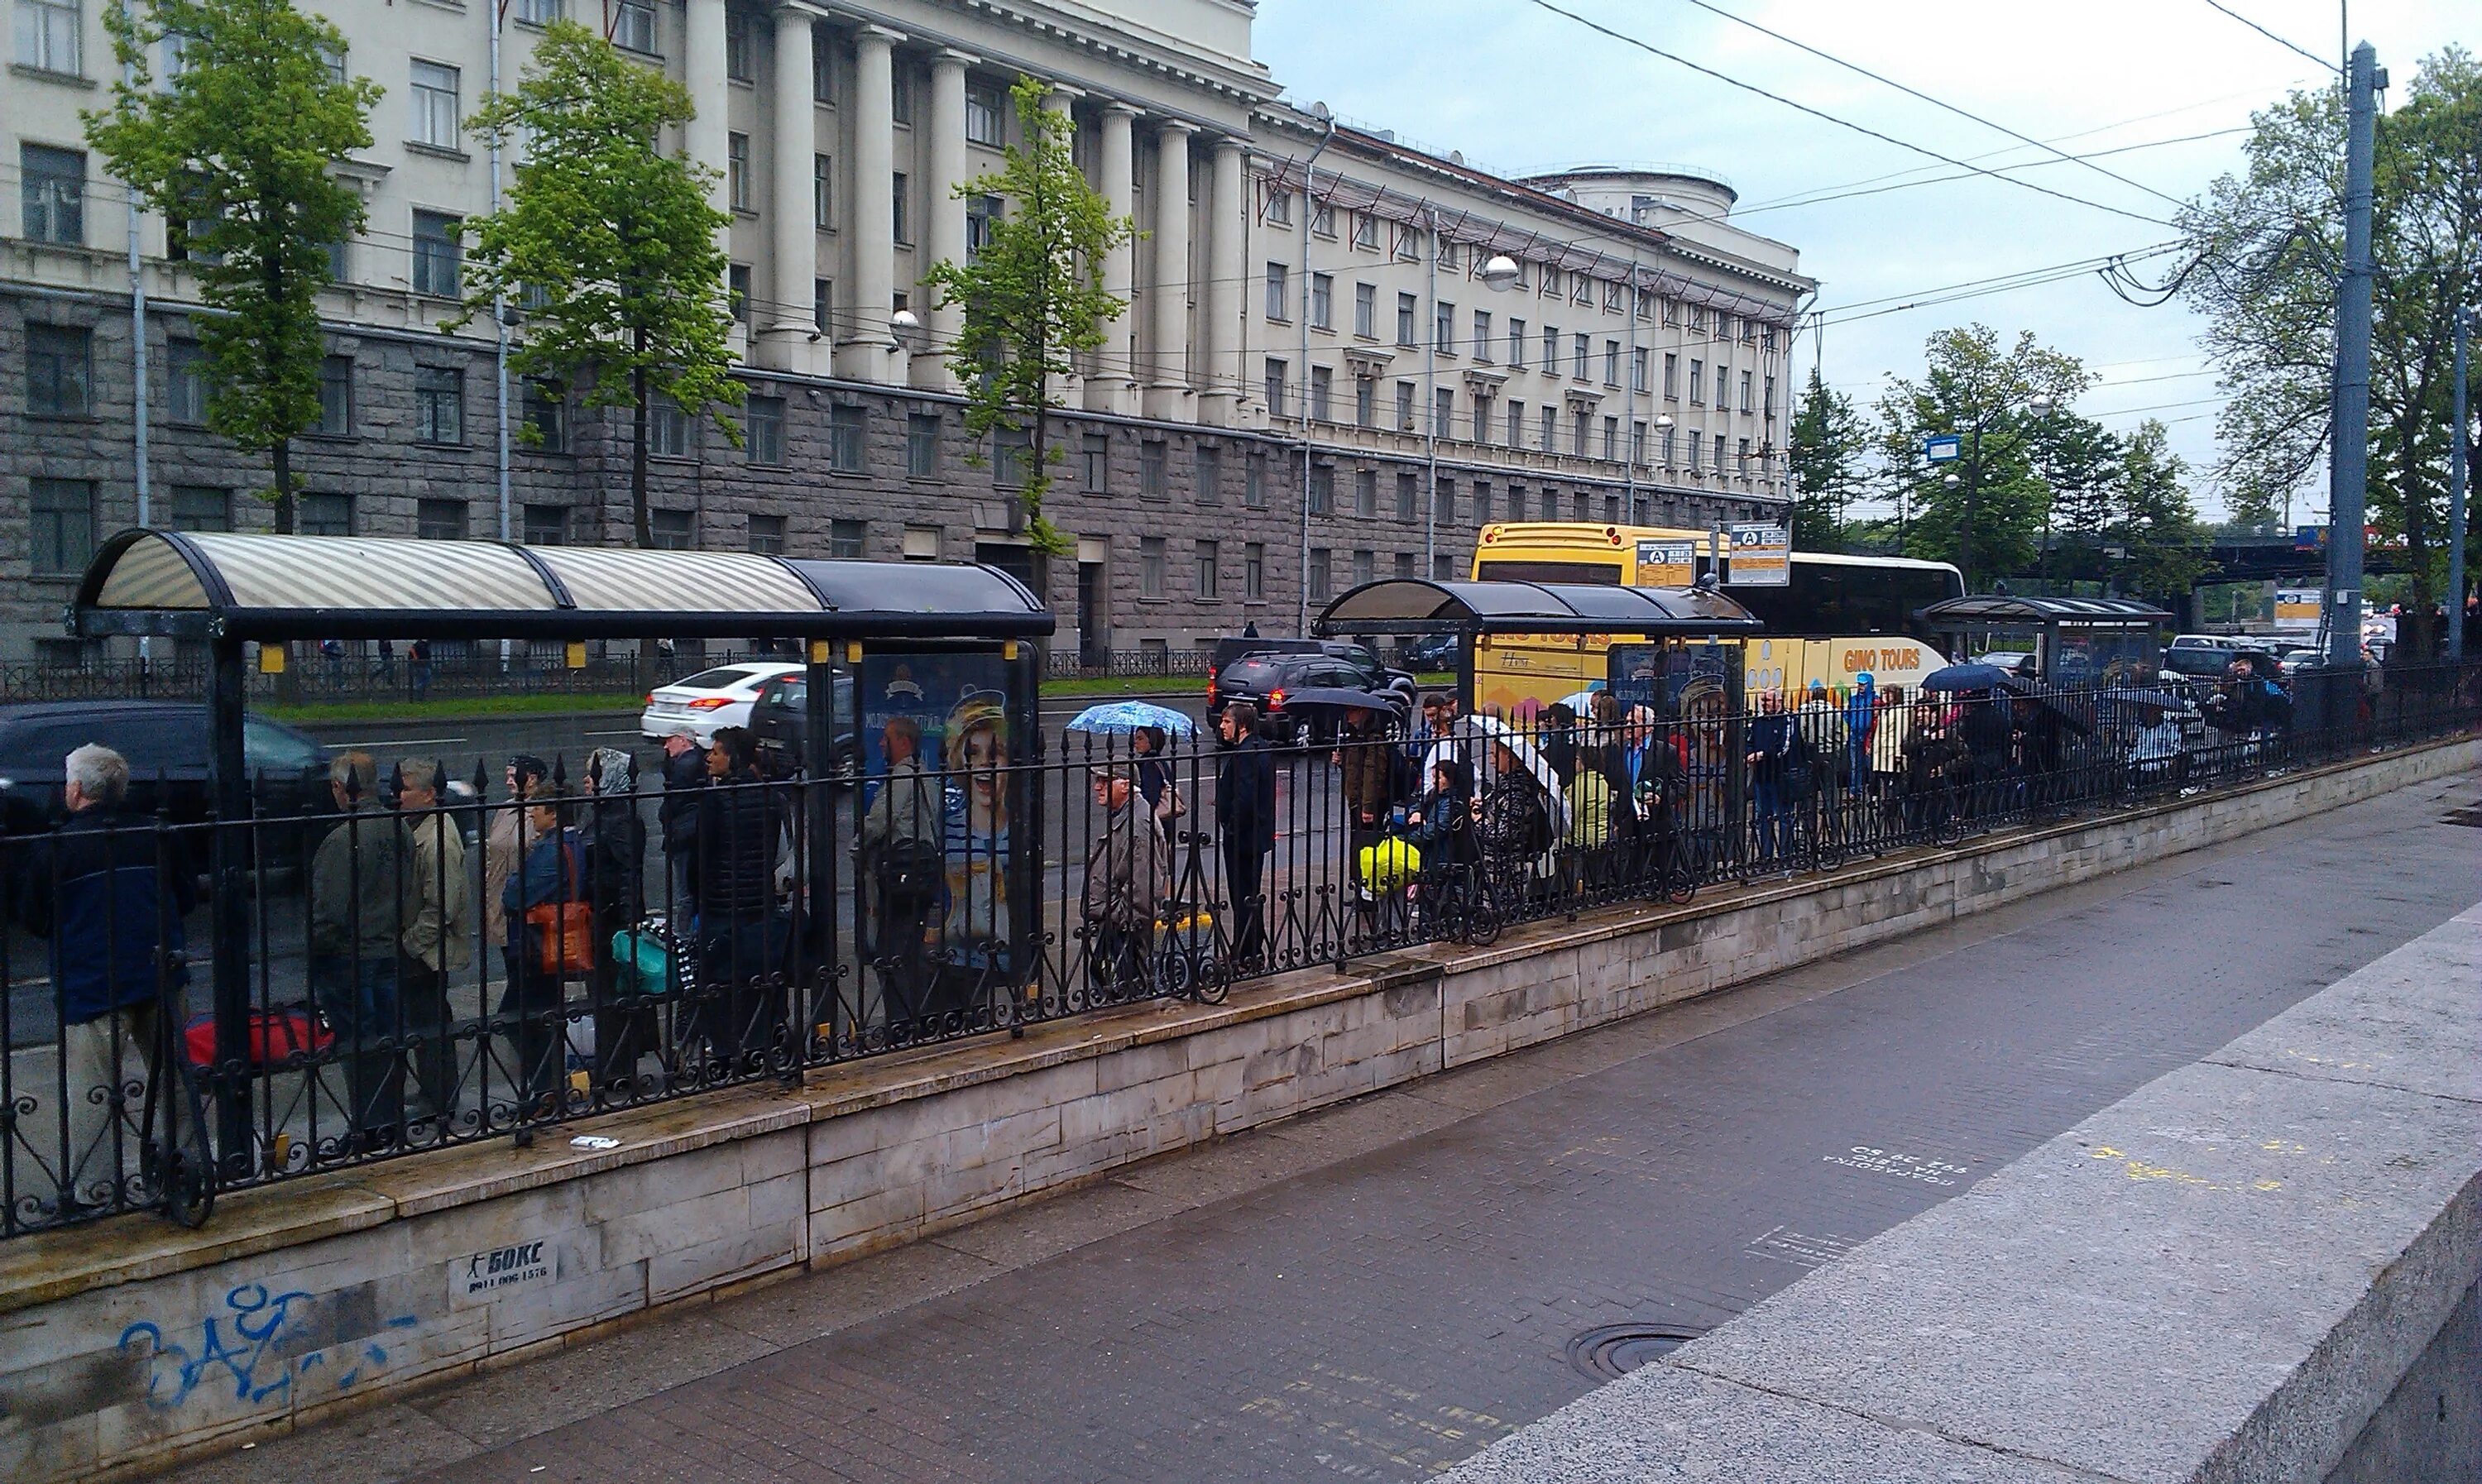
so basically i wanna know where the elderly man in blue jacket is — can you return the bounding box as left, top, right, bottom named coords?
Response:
left=11, top=743, right=196, bottom=1217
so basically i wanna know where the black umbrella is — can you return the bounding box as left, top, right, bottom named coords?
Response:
left=1921, top=662, right=2020, bottom=694
left=1271, top=686, right=1405, bottom=713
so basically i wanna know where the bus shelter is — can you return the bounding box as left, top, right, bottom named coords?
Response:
left=1917, top=595, right=2172, bottom=688
left=1311, top=577, right=1762, bottom=712
left=69, top=529, right=1052, bottom=1171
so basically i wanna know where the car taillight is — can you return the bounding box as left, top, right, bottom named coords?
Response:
left=1206, top=677, right=1219, bottom=705
left=644, top=692, right=657, bottom=704
left=1268, top=688, right=1286, bottom=711
left=687, top=697, right=731, bottom=710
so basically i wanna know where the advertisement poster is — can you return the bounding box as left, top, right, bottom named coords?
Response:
left=859, top=650, right=1013, bottom=970
left=2274, top=588, right=2322, bottom=633
left=1727, top=523, right=1791, bottom=586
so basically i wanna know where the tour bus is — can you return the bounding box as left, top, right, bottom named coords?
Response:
left=1466, top=522, right=1963, bottom=716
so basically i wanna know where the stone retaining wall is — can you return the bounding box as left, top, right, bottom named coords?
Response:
left=4, top=734, right=2475, bottom=1484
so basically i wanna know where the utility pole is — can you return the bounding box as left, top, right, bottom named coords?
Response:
left=123, top=45, right=150, bottom=667
left=2325, top=41, right=2380, bottom=670
left=1295, top=110, right=1335, bottom=634
left=1424, top=203, right=1439, bottom=576
left=2451, top=305, right=2470, bottom=663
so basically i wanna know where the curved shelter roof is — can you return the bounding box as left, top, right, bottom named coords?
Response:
left=70, top=529, right=1053, bottom=642
left=1314, top=577, right=1761, bottom=635
left=1919, top=595, right=2172, bottom=625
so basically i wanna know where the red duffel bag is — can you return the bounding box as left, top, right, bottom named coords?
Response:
left=183, top=1008, right=334, bottom=1070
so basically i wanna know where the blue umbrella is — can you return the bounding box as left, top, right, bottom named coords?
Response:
left=1064, top=700, right=1196, bottom=738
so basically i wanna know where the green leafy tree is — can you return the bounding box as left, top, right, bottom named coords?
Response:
left=2027, top=412, right=2121, bottom=584
left=454, top=20, right=739, bottom=551
left=87, top=0, right=380, bottom=533
left=1788, top=368, right=1869, bottom=552
left=2113, top=419, right=2211, bottom=600
left=924, top=75, right=1138, bottom=559
left=2179, top=49, right=2482, bottom=653
left=1875, top=324, right=2091, bottom=588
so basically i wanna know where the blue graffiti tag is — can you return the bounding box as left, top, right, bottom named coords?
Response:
left=117, top=1285, right=419, bottom=1410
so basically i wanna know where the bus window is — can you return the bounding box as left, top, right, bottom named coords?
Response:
left=1470, top=558, right=1625, bottom=585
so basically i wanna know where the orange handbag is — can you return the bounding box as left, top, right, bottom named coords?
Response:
left=525, top=839, right=595, bottom=977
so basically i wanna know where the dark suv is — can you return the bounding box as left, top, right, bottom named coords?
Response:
left=745, top=670, right=860, bottom=782
left=1208, top=649, right=1414, bottom=744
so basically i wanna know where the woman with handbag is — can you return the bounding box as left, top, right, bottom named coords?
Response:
left=501, top=789, right=588, bottom=1118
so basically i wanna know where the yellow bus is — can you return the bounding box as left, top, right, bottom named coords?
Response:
left=1467, top=522, right=1962, bottom=717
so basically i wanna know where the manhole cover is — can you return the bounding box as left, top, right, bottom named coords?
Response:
left=1565, top=1324, right=1703, bottom=1381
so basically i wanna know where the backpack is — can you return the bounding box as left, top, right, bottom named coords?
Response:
left=877, top=838, right=945, bottom=913
left=1564, top=768, right=1612, bottom=849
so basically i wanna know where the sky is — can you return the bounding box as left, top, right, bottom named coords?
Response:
left=1252, top=0, right=2466, bottom=522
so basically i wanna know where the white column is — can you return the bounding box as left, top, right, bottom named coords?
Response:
left=836, top=23, right=904, bottom=381
left=764, top=7, right=817, bottom=371
left=1143, top=120, right=1195, bottom=420
left=1199, top=135, right=1247, bottom=426
left=1087, top=103, right=1140, bottom=414
left=683, top=0, right=731, bottom=261
left=915, top=47, right=975, bottom=390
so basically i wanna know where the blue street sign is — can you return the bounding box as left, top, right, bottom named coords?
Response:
left=1924, top=434, right=1962, bottom=463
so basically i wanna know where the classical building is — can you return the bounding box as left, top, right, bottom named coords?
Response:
left=1, top=0, right=1809, bottom=665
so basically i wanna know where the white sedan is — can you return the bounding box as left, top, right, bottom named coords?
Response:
left=638, top=661, right=807, bottom=746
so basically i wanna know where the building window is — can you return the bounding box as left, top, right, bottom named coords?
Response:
left=414, top=366, right=462, bottom=444
left=1310, top=198, right=1334, bottom=237
left=812, top=153, right=831, bottom=227
left=303, top=353, right=352, bottom=435
left=521, top=376, right=563, bottom=450
left=28, top=478, right=93, bottom=574
left=809, top=26, right=833, bottom=101
left=747, top=513, right=785, bottom=554
left=965, top=82, right=1004, bottom=146
left=1307, top=547, right=1331, bottom=601
left=1307, top=463, right=1333, bottom=515
left=1508, top=318, right=1526, bottom=368
left=1717, top=362, right=1731, bottom=408
left=417, top=498, right=467, bottom=541
left=1632, top=421, right=1647, bottom=464
left=993, top=427, right=1029, bottom=488
left=511, top=0, right=562, bottom=23
left=1263, top=185, right=1291, bottom=227
left=1435, top=385, right=1453, bottom=438
left=169, top=486, right=229, bottom=531
left=1538, top=405, right=1556, bottom=452
left=1689, top=358, right=1705, bottom=406
left=1244, top=542, right=1265, bottom=600
left=889, top=69, right=913, bottom=125
left=1350, top=548, right=1374, bottom=586
left=1195, top=540, right=1219, bottom=600
left=725, top=132, right=751, bottom=211
left=727, top=263, right=751, bottom=323
left=1195, top=443, right=1222, bottom=505
left=1473, top=309, right=1492, bottom=362
left=20, top=144, right=84, bottom=244
left=1138, top=536, right=1165, bottom=597
left=1139, top=439, right=1167, bottom=498
left=1435, top=300, right=1455, bottom=354
left=1393, top=551, right=1416, bottom=579
left=16, top=0, right=79, bottom=71
left=1354, top=467, right=1378, bottom=518
left=1541, top=324, right=1559, bottom=370
left=1394, top=381, right=1414, bottom=432
left=1713, top=433, right=1728, bottom=474
left=1309, top=365, right=1332, bottom=423
left=1354, top=281, right=1376, bottom=338
left=410, top=60, right=460, bottom=150
left=412, top=210, right=461, bottom=296
left=1395, top=471, right=1417, bottom=522
left=1660, top=425, right=1676, bottom=466
left=723, top=8, right=751, bottom=80
left=1537, top=487, right=1557, bottom=522
left=165, top=337, right=208, bottom=424
left=1573, top=333, right=1589, bottom=380
left=1396, top=292, right=1417, bottom=348
left=1438, top=478, right=1455, bottom=525
left=828, top=404, right=865, bottom=472
left=906, top=412, right=941, bottom=477
left=1504, top=400, right=1522, bottom=448
left=611, top=0, right=654, bottom=51
left=1664, top=352, right=1679, bottom=401
left=830, top=519, right=865, bottom=559
left=900, top=524, right=938, bottom=560
left=26, top=323, right=91, bottom=416
left=1244, top=455, right=1267, bottom=508
left=1352, top=212, right=1378, bottom=251
left=1264, top=261, right=1289, bottom=322
left=1392, top=221, right=1421, bottom=261
left=1309, top=272, right=1333, bottom=331
left=523, top=504, right=568, bottom=544
left=1631, top=347, right=1649, bottom=393
left=1263, top=358, right=1287, bottom=415
left=1737, top=437, right=1753, bottom=474
left=1079, top=431, right=1109, bottom=491
left=1354, top=377, right=1376, bottom=429
left=649, top=393, right=693, bottom=458
left=1573, top=409, right=1588, bottom=456
left=1764, top=375, right=1777, bottom=420
left=1540, top=266, right=1561, bottom=299
left=891, top=172, right=908, bottom=244
left=1474, top=482, right=1492, bottom=524
left=1602, top=416, right=1618, bottom=460
left=962, top=194, right=1003, bottom=261
left=1604, top=341, right=1620, bottom=385
left=299, top=491, right=352, bottom=538
left=814, top=277, right=832, bottom=333
left=650, top=509, right=694, bottom=550
left=745, top=394, right=784, bottom=464
left=1741, top=370, right=1755, bottom=414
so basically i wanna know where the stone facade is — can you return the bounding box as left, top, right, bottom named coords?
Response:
left=0, top=0, right=1804, bottom=662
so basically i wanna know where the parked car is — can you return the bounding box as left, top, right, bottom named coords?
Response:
left=1205, top=638, right=1412, bottom=722
left=1210, top=651, right=1413, bottom=744
left=1972, top=650, right=2037, bottom=676
left=745, top=669, right=860, bottom=782
left=2163, top=634, right=2280, bottom=680
left=639, top=662, right=807, bottom=746
left=0, top=701, right=334, bottom=877
left=1402, top=632, right=1459, bottom=671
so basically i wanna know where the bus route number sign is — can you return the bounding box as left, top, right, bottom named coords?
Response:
left=1924, top=434, right=1962, bottom=462
left=1727, top=523, right=1790, bottom=586
left=1635, top=539, right=1699, bottom=586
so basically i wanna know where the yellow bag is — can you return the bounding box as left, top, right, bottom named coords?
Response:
left=1357, top=836, right=1422, bottom=892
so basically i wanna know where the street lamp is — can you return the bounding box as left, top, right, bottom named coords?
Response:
left=1479, top=255, right=1521, bottom=291
left=1655, top=412, right=1673, bottom=468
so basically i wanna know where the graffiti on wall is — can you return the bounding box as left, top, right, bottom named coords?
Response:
left=117, top=1282, right=418, bottom=1410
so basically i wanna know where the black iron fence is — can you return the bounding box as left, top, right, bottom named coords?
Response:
left=1047, top=649, right=1215, bottom=680
left=4, top=662, right=2477, bottom=1236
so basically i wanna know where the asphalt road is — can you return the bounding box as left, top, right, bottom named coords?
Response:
left=155, top=764, right=2482, bottom=1484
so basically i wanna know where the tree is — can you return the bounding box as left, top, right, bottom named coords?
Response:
left=455, top=20, right=739, bottom=552
left=2113, top=419, right=2211, bottom=600
left=924, top=75, right=1138, bottom=559
left=2028, top=412, right=2121, bottom=584
left=87, top=0, right=380, bottom=533
left=1875, top=324, right=2092, bottom=588
left=1787, top=368, right=1869, bottom=552
left=2179, top=49, right=2482, bottom=653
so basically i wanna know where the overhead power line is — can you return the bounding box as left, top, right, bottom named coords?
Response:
left=2197, top=0, right=2340, bottom=73
left=1521, top=0, right=2179, bottom=227
left=1670, top=0, right=2192, bottom=209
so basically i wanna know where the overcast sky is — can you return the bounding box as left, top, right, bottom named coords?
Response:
left=1253, top=0, right=2465, bottom=522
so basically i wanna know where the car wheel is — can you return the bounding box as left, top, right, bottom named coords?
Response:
left=831, top=743, right=860, bottom=787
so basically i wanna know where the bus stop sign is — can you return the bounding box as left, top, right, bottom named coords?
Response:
left=1727, top=523, right=1790, bottom=586
left=1924, top=434, right=1962, bottom=462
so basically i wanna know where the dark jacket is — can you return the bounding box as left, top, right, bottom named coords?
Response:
left=12, top=807, right=197, bottom=1025
left=582, top=800, right=647, bottom=928
left=501, top=825, right=583, bottom=954
left=1335, top=717, right=1398, bottom=822
left=1476, top=771, right=1550, bottom=859
left=1745, top=712, right=1805, bottom=787
left=658, top=745, right=707, bottom=860
left=1215, top=735, right=1277, bottom=856
left=311, top=801, right=415, bottom=962
left=1406, top=786, right=1477, bottom=869
left=694, top=771, right=784, bottom=922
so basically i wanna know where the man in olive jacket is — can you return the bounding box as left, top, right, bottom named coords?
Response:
left=310, top=751, right=416, bottom=1148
